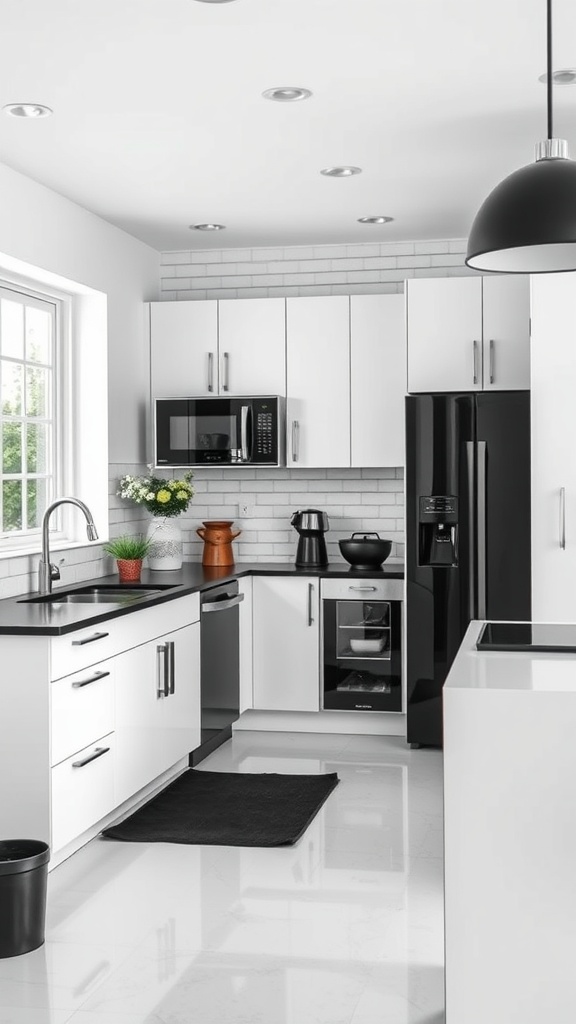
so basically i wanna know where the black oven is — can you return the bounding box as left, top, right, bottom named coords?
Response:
left=154, top=396, right=284, bottom=467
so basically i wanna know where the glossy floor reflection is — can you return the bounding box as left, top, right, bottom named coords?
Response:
left=0, top=733, right=444, bottom=1024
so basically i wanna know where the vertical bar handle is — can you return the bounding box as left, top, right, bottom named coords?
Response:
left=307, top=582, right=314, bottom=626
left=167, top=640, right=175, bottom=694
left=207, top=352, right=214, bottom=393
left=560, top=486, right=566, bottom=550
left=292, top=420, right=300, bottom=462
left=466, top=442, right=476, bottom=620
left=240, top=405, right=249, bottom=462
left=222, top=352, right=230, bottom=392
left=157, top=642, right=169, bottom=698
left=489, top=339, right=495, bottom=384
left=472, top=340, right=480, bottom=385
left=476, top=441, right=487, bottom=619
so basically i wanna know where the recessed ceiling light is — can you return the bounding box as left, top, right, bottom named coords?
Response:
left=538, top=68, right=576, bottom=84
left=3, top=103, right=53, bottom=119
left=357, top=216, right=394, bottom=225
left=189, top=223, right=226, bottom=231
left=320, top=166, right=362, bottom=177
left=262, top=87, right=312, bottom=102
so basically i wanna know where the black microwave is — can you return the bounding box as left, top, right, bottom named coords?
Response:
left=154, top=396, right=285, bottom=467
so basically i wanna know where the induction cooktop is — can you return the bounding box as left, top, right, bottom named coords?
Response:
left=476, top=621, right=576, bottom=653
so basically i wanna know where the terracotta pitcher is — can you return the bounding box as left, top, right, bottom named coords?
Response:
left=196, top=520, right=241, bottom=567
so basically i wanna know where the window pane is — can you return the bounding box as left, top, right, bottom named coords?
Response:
left=1, top=299, right=24, bottom=359
left=3, top=479, right=22, bottom=531
left=26, top=422, right=48, bottom=473
left=26, top=365, right=50, bottom=418
left=26, top=306, right=52, bottom=364
left=27, top=478, right=47, bottom=530
left=1, top=360, right=23, bottom=415
left=3, top=421, right=22, bottom=474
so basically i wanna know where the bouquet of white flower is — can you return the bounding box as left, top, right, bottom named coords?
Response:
left=118, top=467, right=194, bottom=518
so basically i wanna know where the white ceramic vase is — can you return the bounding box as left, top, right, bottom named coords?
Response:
left=146, top=516, right=183, bottom=570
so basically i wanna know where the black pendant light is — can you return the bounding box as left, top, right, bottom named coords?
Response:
left=466, top=0, right=576, bottom=273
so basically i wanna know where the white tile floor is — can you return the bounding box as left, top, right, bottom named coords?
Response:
left=0, top=733, right=445, bottom=1024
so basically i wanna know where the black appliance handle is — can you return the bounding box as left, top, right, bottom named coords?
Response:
left=476, top=440, right=487, bottom=619
left=466, top=441, right=476, bottom=621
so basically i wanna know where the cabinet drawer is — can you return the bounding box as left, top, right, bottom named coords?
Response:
left=51, top=733, right=115, bottom=852
left=51, top=661, right=115, bottom=767
left=50, top=593, right=200, bottom=680
left=321, top=578, right=404, bottom=601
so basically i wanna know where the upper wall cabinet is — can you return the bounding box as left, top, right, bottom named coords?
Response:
left=286, top=296, right=351, bottom=468
left=149, top=298, right=286, bottom=399
left=350, top=294, right=406, bottom=467
left=406, top=275, right=530, bottom=393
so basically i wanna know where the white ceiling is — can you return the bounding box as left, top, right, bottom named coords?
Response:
left=1, top=0, right=575, bottom=252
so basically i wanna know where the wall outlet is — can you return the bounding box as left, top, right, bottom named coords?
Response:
left=240, top=503, right=250, bottom=517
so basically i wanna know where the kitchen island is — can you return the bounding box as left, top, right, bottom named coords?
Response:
left=443, top=620, right=576, bottom=1024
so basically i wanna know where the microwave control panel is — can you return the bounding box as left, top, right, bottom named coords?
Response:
left=253, top=400, right=279, bottom=464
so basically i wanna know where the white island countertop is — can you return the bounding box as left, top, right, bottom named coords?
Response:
left=443, top=620, right=576, bottom=1024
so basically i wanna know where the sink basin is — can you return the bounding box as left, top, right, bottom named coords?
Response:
left=19, top=584, right=177, bottom=605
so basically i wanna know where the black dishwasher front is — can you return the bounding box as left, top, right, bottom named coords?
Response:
left=191, top=580, right=243, bottom=766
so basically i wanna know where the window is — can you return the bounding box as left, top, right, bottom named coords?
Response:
left=0, top=284, right=64, bottom=547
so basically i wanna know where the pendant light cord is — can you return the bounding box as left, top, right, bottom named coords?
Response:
left=547, top=0, right=553, bottom=140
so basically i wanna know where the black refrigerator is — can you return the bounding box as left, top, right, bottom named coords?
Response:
left=405, top=391, right=531, bottom=747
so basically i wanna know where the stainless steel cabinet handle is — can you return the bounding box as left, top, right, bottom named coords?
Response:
left=292, top=420, right=300, bottom=462
left=72, top=670, right=110, bottom=689
left=349, top=586, right=377, bottom=592
left=307, top=582, right=314, bottom=626
left=72, top=631, right=109, bottom=647
left=240, top=405, right=249, bottom=462
left=222, top=352, right=230, bottom=392
left=476, top=441, right=487, bottom=619
left=203, top=593, right=245, bottom=612
left=157, top=642, right=170, bottom=698
left=473, top=340, right=480, bottom=385
left=167, top=640, right=175, bottom=695
left=560, top=487, right=566, bottom=550
left=72, top=746, right=110, bottom=768
left=207, top=352, right=214, bottom=392
left=489, top=339, right=495, bottom=384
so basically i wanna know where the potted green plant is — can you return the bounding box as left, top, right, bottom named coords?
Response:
left=103, top=534, right=151, bottom=583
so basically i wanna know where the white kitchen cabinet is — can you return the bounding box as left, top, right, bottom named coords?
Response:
left=350, top=293, right=406, bottom=467
left=406, top=275, right=530, bottom=392
left=531, top=272, right=576, bottom=621
left=115, top=621, right=200, bottom=805
left=252, top=576, right=320, bottom=712
left=218, top=298, right=286, bottom=396
left=150, top=298, right=286, bottom=399
left=286, top=296, right=350, bottom=467
left=150, top=300, right=218, bottom=397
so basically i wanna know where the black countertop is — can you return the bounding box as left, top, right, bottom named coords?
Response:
left=0, top=560, right=404, bottom=636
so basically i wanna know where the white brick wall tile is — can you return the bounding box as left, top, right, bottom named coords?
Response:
left=308, top=478, right=343, bottom=491
left=190, top=276, right=217, bottom=289
left=269, top=286, right=301, bottom=297
left=251, top=274, right=283, bottom=287
left=300, top=285, right=334, bottom=296
left=189, top=250, right=220, bottom=264
left=206, top=288, right=235, bottom=299
left=398, top=255, right=430, bottom=269
left=431, top=254, right=466, bottom=267
left=244, top=479, right=275, bottom=492
left=176, top=264, right=207, bottom=278
left=313, top=245, right=348, bottom=259
left=237, top=287, right=269, bottom=298
left=346, top=271, right=381, bottom=284
left=268, top=260, right=299, bottom=274
left=380, top=242, right=415, bottom=256
left=371, top=270, right=404, bottom=282
left=283, top=273, right=313, bottom=286
left=222, top=249, right=252, bottom=262
left=205, top=263, right=229, bottom=276
left=447, top=266, right=478, bottom=277
left=346, top=244, right=380, bottom=258
left=332, top=258, right=363, bottom=271
left=364, top=257, right=396, bottom=270
left=161, top=251, right=191, bottom=265
left=161, top=292, right=178, bottom=301
left=314, top=272, right=348, bottom=285
left=414, top=240, right=451, bottom=255
left=413, top=267, right=447, bottom=278
left=178, top=291, right=206, bottom=299
left=449, top=239, right=468, bottom=253
left=300, top=259, right=331, bottom=273
left=221, top=275, right=251, bottom=288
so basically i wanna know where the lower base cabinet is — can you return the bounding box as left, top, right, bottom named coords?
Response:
left=51, top=733, right=116, bottom=852
left=252, top=577, right=320, bottom=712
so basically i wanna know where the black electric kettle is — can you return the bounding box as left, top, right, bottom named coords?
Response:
left=290, top=509, right=329, bottom=568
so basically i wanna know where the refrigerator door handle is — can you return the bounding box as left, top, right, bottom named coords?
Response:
left=560, top=486, right=566, bottom=550
left=466, top=442, right=477, bottom=620
left=477, top=440, right=487, bottom=619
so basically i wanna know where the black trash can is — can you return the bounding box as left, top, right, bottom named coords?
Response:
left=0, top=840, right=50, bottom=958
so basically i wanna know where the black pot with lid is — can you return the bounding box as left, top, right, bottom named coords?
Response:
left=291, top=509, right=329, bottom=568
left=339, top=532, right=392, bottom=570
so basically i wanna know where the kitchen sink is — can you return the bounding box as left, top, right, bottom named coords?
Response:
left=19, top=584, right=177, bottom=605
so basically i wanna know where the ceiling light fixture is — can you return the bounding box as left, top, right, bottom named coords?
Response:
left=262, top=87, right=312, bottom=102
left=320, top=166, right=362, bottom=178
left=3, top=103, right=53, bottom=119
left=466, top=0, right=576, bottom=273
left=189, top=223, right=226, bottom=231
left=357, top=216, right=394, bottom=225
left=538, top=67, right=576, bottom=85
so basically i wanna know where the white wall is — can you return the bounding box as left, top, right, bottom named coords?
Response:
left=0, top=161, right=159, bottom=598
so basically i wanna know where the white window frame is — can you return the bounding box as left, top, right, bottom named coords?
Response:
left=0, top=279, right=73, bottom=553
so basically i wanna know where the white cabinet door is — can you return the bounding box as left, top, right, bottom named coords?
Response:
left=482, top=275, right=530, bottom=390
left=150, top=301, right=218, bottom=398
left=350, top=294, right=406, bottom=467
left=252, top=577, right=320, bottom=712
left=114, top=622, right=200, bottom=805
left=218, top=298, right=286, bottom=396
left=286, top=296, right=350, bottom=467
left=531, top=273, right=576, bottom=621
left=406, top=278, right=483, bottom=393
